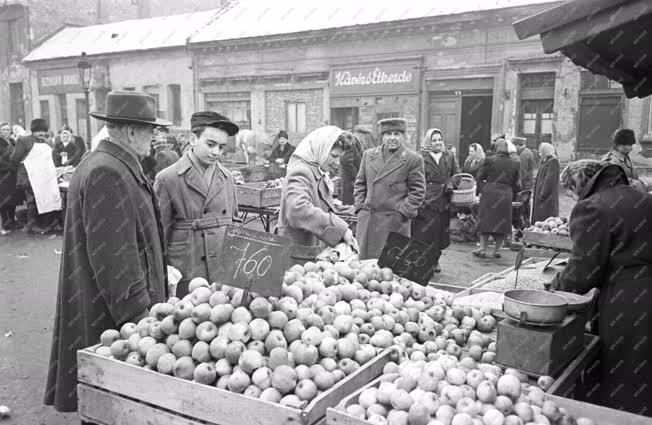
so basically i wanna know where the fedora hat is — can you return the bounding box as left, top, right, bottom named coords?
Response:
left=90, top=91, right=171, bottom=126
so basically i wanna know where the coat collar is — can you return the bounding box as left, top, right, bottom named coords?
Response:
left=95, top=139, right=146, bottom=185
left=175, top=152, right=228, bottom=202
left=370, top=144, right=408, bottom=182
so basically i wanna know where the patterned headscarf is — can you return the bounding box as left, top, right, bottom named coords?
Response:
left=561, top=160, right=607, bottom=197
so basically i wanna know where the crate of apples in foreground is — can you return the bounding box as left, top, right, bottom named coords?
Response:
left=329, top=357, right=600, bottom=425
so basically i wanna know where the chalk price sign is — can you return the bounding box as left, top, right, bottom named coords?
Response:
left=216, top=226, right=291, bottom=298
left=378, top=232, right=441, bottom=286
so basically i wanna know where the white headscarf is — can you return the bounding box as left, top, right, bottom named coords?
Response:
left=289, top=125, right=344, bottom=192
left=540, top=142, right=556, bottom=159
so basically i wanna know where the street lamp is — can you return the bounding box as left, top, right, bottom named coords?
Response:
left=77, top=52, right=92, bottom=150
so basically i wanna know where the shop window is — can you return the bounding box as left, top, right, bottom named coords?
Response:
left=206, top=100, right=251, bottom=129
left=167, top=84, right=182, bottom=126
left=40, top=100, right=50, bottom=125
left=57, top=94, right=68, bottom=128
left=287, top=102, right=306, bottom=133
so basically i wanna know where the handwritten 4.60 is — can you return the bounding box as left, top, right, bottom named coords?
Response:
left=231, top=243, right=273, bottom=279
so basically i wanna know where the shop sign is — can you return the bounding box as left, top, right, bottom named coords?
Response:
left=331, top=62, right=419, bottom=96
left=38, top=68, right=81, bottom=95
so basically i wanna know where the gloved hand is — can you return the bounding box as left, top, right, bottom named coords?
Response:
left=167, top=265, right=182, bottom=297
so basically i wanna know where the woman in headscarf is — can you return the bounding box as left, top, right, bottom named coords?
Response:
left=474, top=138, right=521, bottom=258
left=411, top=128, right=460, bottom=273
left=462, top=143, right=485, bottom=177
left=52, top=129, right=84, bottom=167
left=552, top=160, right=652, bottom=416
left=278, top=126, right=359, bottom=265
left=531, top=142, right=560, bottom=223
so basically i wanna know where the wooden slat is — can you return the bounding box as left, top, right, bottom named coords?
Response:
left=78, top=385, right=209, bottom=425
left=523, top=231, right=572, bottom=252
left=513, top=0, right=631, bottom=40
left=77, top=348, right=303, bottom=425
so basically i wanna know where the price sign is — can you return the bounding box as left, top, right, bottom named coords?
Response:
left=377, top=232, right=441, bottom=286
left=216, top=226, right=291, bottom=298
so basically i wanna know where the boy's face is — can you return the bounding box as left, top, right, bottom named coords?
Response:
left=191, top=126, right=229, bottom=165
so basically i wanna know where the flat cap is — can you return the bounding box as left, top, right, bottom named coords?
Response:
left=191, top=111, right=239, bottom=136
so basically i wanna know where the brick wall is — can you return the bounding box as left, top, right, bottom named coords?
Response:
left=265, top=89, right=324, bottom=145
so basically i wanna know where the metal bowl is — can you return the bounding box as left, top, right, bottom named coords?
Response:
left=503, top=289, right=569, bottom=326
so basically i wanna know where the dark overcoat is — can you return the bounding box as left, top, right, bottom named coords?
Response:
left=476, top=153, right=521, bottom=235
left=10, top=134, right=37, bottom=188
left=517, top=146, right=535, bottom=191
left=269, top=144, right=296, bottom=164
left=354, top=144, right=426, bottom=260
left=278, top=159, right=349, bottom=264
left=531, top=156, right=560, bottom=222
left=52, top=139, right=84, bottom=167
left=552, top=165, right=652, bottom=416
left=412, top=149, right=460, bottom=250
left=339, top=137, right=364, bottom=205
left=154, top=153, right=239, bottom=297
left=45, top=139, right=167, bottom=412
left=0, top=137, right=18, bottom=208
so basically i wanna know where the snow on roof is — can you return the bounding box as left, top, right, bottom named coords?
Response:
left=23, top=9, right=221, bottom=62
left=190, top=0, right=560, bottom=44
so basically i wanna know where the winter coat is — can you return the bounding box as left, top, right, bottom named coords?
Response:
left=551, top=164, right=652, bottom=416
left=517, top=146, right=535, bottom=191
left=45, top=139, right=167, bottom=412
left=412, top=150, right=460, bottom=250
left=339, top=137, right=364, bottom=205
left=269, top=143, right=295, bottom=164
left=278, top=160, right=349, bottom=264
left=354, top=144, right=426, bottom=259
left=0, top=137, right=18, bottom=207
left=52, top=139, right=84, bottom=167
left=462, top=156, right=484, bottom=178
left=601, top=149, right=639, bottom=181
left=10, top=134, right=38, bottom=188
left=154, top=152, right=239, bottom=297
left=531, top=156, right=560, bottom=222
left=476, top=153, right=521, bottom=235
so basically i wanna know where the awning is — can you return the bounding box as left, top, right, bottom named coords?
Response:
left=513, top=0, right=652, bottom=98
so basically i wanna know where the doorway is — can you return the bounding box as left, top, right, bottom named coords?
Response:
left=460, top=95, right=492, bottom=164
left=428, top=94, right=461, bottom=149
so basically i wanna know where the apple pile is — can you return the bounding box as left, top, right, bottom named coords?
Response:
left=344, top=358, right=594, bottom=425
left=527, top=217, right=569, bottom=237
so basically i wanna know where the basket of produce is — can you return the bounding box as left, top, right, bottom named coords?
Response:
left=449, top=173, right=476, bottom=207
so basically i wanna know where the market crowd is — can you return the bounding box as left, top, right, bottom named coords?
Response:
left=1, top=90, right=647, bottom=417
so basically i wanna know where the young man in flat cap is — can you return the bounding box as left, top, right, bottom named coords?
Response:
left=154, top=111, right=241, bottom=297
left=45, top=91, right=169, bottom=414
left=354, top=118, right=426, bottom=259
left=601, top=128, right=640, bottom=183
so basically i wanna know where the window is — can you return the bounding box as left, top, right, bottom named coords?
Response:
left=40, top=100, right=50, bottom=125
left=286, top=102, right=306, bottom=133
left=331, top=107, right=359, bottom=130
left=167, top=84, right=182, bottom=126
left=206, top=100, right=251, bottom=129
left=57, top=94, right=68, bottom=127
left=143, top=85, right=162, bottom=118
left=7, top=18, right=22, bottom=59
left=518, top=99, right=554, bottom=150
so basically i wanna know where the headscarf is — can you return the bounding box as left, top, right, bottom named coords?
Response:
left=60, top=130, right=72, bottom=146
left=12, top=125, right=26, bottom=138
left=422, top=128, right=443, bottom=152
left=561, top=160, right=607, bottom=197
left=539, top=142, right=556, bottom=160
left=289, top=126, right=344, bottom=191
left=506, top=139, right=517, bottom=155
left=468, top=143, right=485, bottom=161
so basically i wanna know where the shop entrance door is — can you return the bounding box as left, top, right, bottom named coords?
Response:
left=428, top=94, right=461, bottom=149
left=460, top=95, right=492, bottom=164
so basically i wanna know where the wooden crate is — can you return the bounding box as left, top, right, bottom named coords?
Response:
left=78, top=345, right=396, bottom=425
left=239, top=165, right=268, bottom=182
left=327, top=375, right=652, bottom=425
left=237, top=182, right=283, bottom=208
left=524, top=231, right=572, bottom=252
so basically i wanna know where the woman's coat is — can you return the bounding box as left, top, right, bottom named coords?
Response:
left=552, top=165, right=652, bottom=416
left=154, top=153, right=239, bottom=297
left=354, top=144, right=426, bottom=259
left=531, top=156, right=560, bottom=222
left=475, top=153, right=521, bottom=235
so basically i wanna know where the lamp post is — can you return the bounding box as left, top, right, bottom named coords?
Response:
left=77, top=52, right=92, bottom=150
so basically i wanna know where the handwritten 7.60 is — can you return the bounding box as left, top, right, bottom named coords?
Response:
left=230, top=242, right=273, bottom=280
left=388, top=246, right=427, bottom=267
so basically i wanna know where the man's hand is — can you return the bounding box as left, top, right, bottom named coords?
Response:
left=167, top=265, right=182, bottom=297
left=343, top=228, right=359, bottom=253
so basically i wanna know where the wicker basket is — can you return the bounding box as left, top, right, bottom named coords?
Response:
left=450, top=173, right=476, bottom=207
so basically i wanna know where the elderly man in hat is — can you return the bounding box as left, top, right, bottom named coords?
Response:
left=354, top=118, right=425, bottom=259
left=154, top=111, right=241, bottom=297
left=44, top=91, right=169, bottom=414
left=601, top=128, right=640, bottom=183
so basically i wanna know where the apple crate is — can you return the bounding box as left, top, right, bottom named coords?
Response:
left=523, top=231, right=572, bottom=252
left=326, top=376, right=652, bottom=425
left=236, top=182, right=283, bottom=208
left=77, top=345, right=397, bottom=425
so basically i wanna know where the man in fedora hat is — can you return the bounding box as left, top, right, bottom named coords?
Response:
left=354, top=118, right=425, bottom=259
left=44, top=91, right=170, bottom=414
left=154, top=111, right=241, bottom=297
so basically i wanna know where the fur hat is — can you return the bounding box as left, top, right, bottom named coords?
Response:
left=278, top=130, right=289, bottom=139
left=378, top=118, right=407, bottom=134
left=30, top=118, right=49, bottom=133
left=612, top=128, right=636, bottom=146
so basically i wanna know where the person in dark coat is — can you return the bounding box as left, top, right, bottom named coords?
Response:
left=531, top=142, right=560, bottom=223
left=52, top=129, right=84, bottom=167
left=61, top=124, right=87, bottom=159
left=601, top=128, right=644, bottom=189
left=153, top=131, right=180, bottom=175
left=155, top=111, right=240, bottom=297
left=339, top=131, right=365, bottom=205
left=44, top=91, right=169, bottom=413
left=269, top=130, right=295, bottom=165
left=552, top=160, right=652, bottom=416
left=474, top=139, right=520, bottom=258
left=462, top=143, right=485, bottom=178
left=354, top=118, right=426, bottom=260
left=0, top=122, right=19, bottom=231
left=412, top=128, right=460, bottom=273
left=514, top=137, right=535, bottom=191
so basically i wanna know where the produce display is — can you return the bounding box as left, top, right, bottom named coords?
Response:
left=526, top=217, right=569, bottom=237
left=264, top=178, right=285, bottom=188
left=480, top=274, right=549, bottom=292
left=93, top=260, right=499, bottom=409
left=342, top=358, right=594, bottom=425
